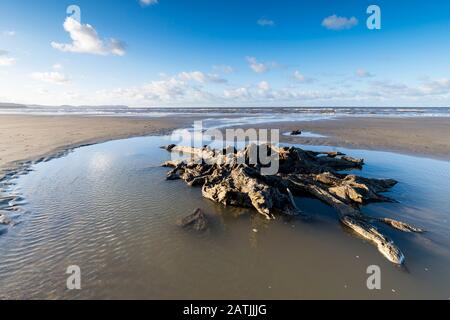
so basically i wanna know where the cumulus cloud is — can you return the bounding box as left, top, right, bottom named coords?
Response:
left=293, top=70, right=315, bottom=83
left=0, top=50, right=16, bottom=66
left=246, top=56, right=271, bottom=73
left=98, top=71, right=224, bottom=105
left=356, top=69, right=374, bottom=78
left=31, top=71, right=70, bottom=85
left=87, top=64, right=450, bottom=106
left=322, top=15, right=358, bottom=30
left=257, top=18, right=275, bottom=27
left=213, top=65, right=234, bottom=74
left=293, top=70, right=306, bottom=82
left=177, top=71, right=227, bottom=84
left=99, top=71, right=363, bottom=105
left=51, top=17, right=126, bottom=56
left=367, top=78, right=450, bottom=99
left=420, top=78, right=450, bottom=95
left=258, top=81, right=271, bottom=91
left=223, top=87, right=251, bottom=100
left=139, top=0, right=159, bottom=6
left=223, top=83, right=353, bottom=102
left=2, top=31, right=16, bottom=36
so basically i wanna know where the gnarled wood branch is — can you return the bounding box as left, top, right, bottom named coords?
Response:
left=162, top=144, right=423, bottom=265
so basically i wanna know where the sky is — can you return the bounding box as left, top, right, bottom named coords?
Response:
left=0, top=0, right=450, bottom=107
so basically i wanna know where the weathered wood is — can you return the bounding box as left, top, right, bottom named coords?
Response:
left=376, top=217, right=424, bottom=233
left=341, top=215, right=405, bottom=265
left=162, top=144, right=423, bottom=265
left=284, top=174, right=405, bottom=264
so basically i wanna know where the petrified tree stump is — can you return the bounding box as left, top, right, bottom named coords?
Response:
left=163, top=144, right=423, bottom=265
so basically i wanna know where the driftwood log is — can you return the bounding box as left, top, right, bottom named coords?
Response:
left=162, top=144, right=423, bottom=265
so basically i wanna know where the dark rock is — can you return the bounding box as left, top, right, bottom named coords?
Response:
left=161, top=144, right=177, bottom=151
left=290, top=130, right=302, bottom=136
left=177, top=208, right=209, bottom=232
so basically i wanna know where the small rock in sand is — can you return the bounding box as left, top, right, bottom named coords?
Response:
left=177, top=208, right=209, bottom=232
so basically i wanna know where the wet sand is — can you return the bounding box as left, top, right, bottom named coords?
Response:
left=0, top=115, right=188, bottom=180
left=2, top=134, right=450, bottom=299
left=1, top=114, right=450, bottom=299
left=256, top=117, right=450, bottom=161
left=1, top=115, right=450, bottom=181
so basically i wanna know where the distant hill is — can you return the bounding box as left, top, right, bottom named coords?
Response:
left=0, top=103, right=131, bottom=109
left=0, top=102, right=28, bottom=109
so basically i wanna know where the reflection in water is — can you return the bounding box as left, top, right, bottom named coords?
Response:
left=0, top=136, right=449, bottom=299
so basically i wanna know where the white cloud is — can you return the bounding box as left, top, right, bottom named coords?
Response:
left=367, top=78, right=450, bottom=98
left=2, top=31, right=16, bottom=36
left=257, top=18, right=275, bottom=27
left=356, top=69, right=374, bottom=78
left=222, top=83, right=351, bottom=102
left=246, top=56, right=270, bottom=73
left=322, top=15, right=358, bottom=30
left=31, top=71, right=70, bottom=85
left=98, top=73, right=219, bottom=105
left=293, top=70, right=307, bottom=82
left=97, top=73, right=379, bottom=106
left=213, top=65, right=234, bottom=74
left=140, top=0, right=159, bottom=6
left=52, top=63, right=63, bottom=70
left=258, top=81, right=271, bottom=91
left=419, top=78, right=450, bottom=95
left=51, top=17, right=126, bottom=56
left=293, top=70, right=315, bottom=83
left=177, top=71, right=227, bottom=84
left=0, top=50, right=16, bottom=66
left=223, top=87, right=251, bottom=100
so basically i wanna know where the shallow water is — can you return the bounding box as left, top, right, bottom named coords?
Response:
left=0, top=136, right=449, bottom=299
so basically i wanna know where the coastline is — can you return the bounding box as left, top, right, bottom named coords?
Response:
left=246, top=117, right=450, bottom=162
left=1, top=115, right=450, bottom=182
left=1, top=114, right=450, bottom=299
left=0, top=115, right=191, bottom=181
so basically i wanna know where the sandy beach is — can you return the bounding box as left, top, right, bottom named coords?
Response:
left=1, top=115, right=450, bottom=181
left=2, top=113, right=450, bottom=299
left=3, top=0, right=450, bottom=303
left=255, top=117, right=450, bottom=161
left=0, top=115, right=189, bottom=179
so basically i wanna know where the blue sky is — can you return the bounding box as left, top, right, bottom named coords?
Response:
left=0, top=0, right=449, bottom=107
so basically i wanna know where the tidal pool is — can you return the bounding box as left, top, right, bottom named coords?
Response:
left=0, top=135, right=449, bottom=299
